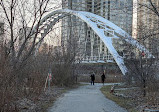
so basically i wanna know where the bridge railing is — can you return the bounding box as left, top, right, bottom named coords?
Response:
left=75, top=55, right=114, bottom=63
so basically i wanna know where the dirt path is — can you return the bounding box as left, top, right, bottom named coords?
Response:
left=48, top=83, right=127, bottom=112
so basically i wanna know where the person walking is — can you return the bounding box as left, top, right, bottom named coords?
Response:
left=101, top=72, right=106, bottom=85
left=90, top=73, right=95, bottom=85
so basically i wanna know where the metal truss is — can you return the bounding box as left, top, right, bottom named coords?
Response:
left=32, top=9, right=153, bottom=75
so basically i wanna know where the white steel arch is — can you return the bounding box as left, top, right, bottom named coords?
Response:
left=32, top=9, right=153, bottom=75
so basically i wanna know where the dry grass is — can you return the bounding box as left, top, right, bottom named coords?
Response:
left=100, top=85, right=138, bottom=112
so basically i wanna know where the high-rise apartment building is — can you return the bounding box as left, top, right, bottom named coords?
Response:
left=62, top=0, right=133, bottom=60
left=137, top=0, right=159, bottom=56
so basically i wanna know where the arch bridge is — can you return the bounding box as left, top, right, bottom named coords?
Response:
left=32, top=9, right=153, bottom=75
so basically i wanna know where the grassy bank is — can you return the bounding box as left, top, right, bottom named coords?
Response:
left=100, top=85, right=137, bottom=112
left=16, top=83, right=82, bottom=112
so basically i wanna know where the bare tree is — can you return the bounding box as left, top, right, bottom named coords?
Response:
left=0, top=1, right=64, bottom=111
left=50, top=23, right=81, bottom=86
left=123, top=0, right=159, bottom=98
left=0, top=0, right=61, bottom=71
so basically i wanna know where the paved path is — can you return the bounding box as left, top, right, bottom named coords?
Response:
left=48, top=83, right=127, bottom=112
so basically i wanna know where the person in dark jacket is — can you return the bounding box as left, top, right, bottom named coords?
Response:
left=101, top=72, right=106, bottom=85
left=90, top=73, right=95, bottom=85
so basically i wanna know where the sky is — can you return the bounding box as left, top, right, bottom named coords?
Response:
left=0, top=0, right=62, bottom=46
